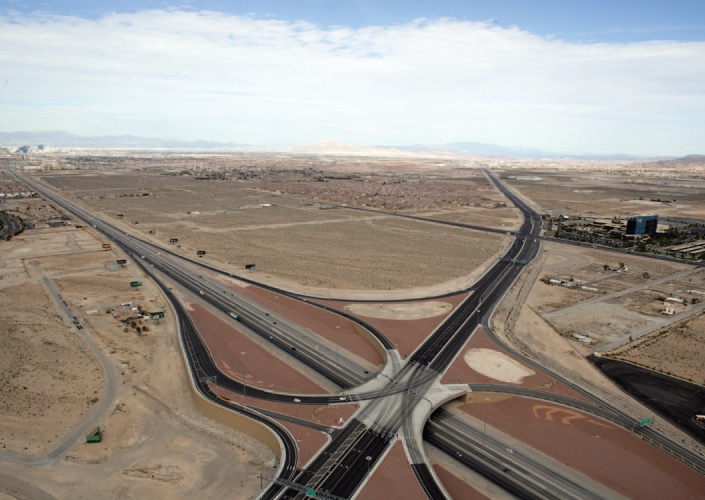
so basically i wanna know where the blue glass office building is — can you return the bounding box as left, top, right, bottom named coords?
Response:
left=626, top=215, right=658, bottom=235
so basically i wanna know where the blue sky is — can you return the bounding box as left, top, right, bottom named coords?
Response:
left=6, top=0, right=705, bottom=42
left=1, top=1, right=704, bottom=154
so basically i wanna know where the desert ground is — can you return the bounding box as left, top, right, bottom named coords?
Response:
left=35, top=168, right=513, bottom=292
left=2, top=153, right=705, bottom=498
left=500, top=166, right=705, bottom=220
left=607, top=311, right=705, bottom=385
left=0, top=215, right=274, bottom=499
left=0, top=280, right=104, bottom=455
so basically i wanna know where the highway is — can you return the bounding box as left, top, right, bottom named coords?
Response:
left=278, top=169, right=545, bottom=499
left=284, top=169, right=705, bottom=499
left=9, top=170, right=384, bottom=395
left=9, top=167, right=705, bottom=499
left=425, top=407, right=624, bottom=500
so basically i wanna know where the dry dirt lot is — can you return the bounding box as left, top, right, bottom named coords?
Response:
left=36, top=171, right=509, bottom=292
left=0, top=224, right=274, bottom=499
left=518, top=242, right=693, bottom=348
left=500, top=168, right=705, bottom=220
left=0, top=281, right=104, bottom=455
left=491, top=241, right=705, bottom=455
left=607, top=311, right=705, bottom=385
left=421, top=205, right=521, bottom=230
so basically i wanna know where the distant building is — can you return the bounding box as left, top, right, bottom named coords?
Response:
left=626, top=215, right=658, bottom=235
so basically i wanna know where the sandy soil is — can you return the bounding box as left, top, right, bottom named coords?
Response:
left=345, top=301, right=452, bottom=320
left=441, top=328, right=591, bottom=402
left=279, top=421, right=330, bottom=468
left=463, top=348, right=535, bottom=384
left=0, top=228, right=104, bottom=282
left=0, top=281, right=104, bottom=455
left=37, top=171, right=508, bottom=292
left=0, top=224, right=275, bottom=499
left=607, top=311, right=705, bottom=385
left=502, top=169, right=705, bottom=220
left=421, top=205, right=521, bottom=230
left=490, top=242, right=705, bottom=455
left=235, top=286, right=385, bottom=367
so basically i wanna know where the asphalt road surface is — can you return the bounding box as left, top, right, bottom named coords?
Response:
left=592, top=357, right=705, bottom=445
left=8, top=168, right=705, bottom=499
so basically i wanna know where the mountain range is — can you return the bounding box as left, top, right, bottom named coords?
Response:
left=0, top=131, right=676, bottom=160
left=0, top=131, right=243, bottom=149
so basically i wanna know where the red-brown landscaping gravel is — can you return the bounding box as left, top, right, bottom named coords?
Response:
left=320, top=293, right=467, bottom=359
left=457, top=395, right=705, bottom=500
left=442, top=327, right=593, bottom=402
left=279, top=421, right=330, bottom=468
left=190, top=303, right=325, bottom=394
left=363, top=441, right=427, bottom=500
left=432, top=465, right=490, bottom=500
left=208, top=381, right=359, bottom=427
left=236, top=286, right=385, bottom=367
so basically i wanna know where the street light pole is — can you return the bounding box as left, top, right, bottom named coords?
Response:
left=482, top=397, right=490, bottom=449
left=366, top=456, right=372, bottom=500
left=335, top=325, right=340, bottom=367
left=241, top=351, right=247, bottom=405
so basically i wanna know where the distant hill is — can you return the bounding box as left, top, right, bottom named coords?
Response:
left=390, top=141, right=639, bottom=159
left=392, top=141, right=546, bottom=157
left=0, top=131, right=660, bottom=159
left=0, top=131, right=244, bottom=149
left=643, top=154, right=705, bottom=167
left=675, top=154, right=705, bottom=163
left=289, top=139, right=415, bottom=157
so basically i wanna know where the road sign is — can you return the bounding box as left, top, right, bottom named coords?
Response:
left=149, top=311, right=165, bottom=320
left=305, top=488, right=317, bottom=497
left=86, top=426, right=101, bottom=443
left=639, top=416, right=655, bottom=427
left=197, top=250, right=206, bottom=256
left=130, top=281, right=142, bottom=288
left=245, top=263, right=256, bottom=270
left=116, top=259, right=127, bottom=265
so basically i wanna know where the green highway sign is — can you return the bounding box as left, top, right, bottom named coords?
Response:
left=639, top=416, right=655, bottom=426
left=130, top=281, right=142, bottom=288
left=305, top=488, right=317, bottom=498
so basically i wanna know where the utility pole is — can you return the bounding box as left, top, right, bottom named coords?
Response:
left=482, top=397, right=490, bottom=449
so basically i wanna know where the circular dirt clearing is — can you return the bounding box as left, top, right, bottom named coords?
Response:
left=345, top=301, right=452, bottom=320
left=464, top=348, right=535, bottom=383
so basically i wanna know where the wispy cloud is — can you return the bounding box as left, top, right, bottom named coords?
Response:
left=1, top=10, right=703, bottom=154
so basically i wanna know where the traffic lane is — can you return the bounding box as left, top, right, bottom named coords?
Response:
left=12, top=176, right=372, bottom=390
left=122, top=238, right=372, bottom=389
left=450, top=392, right=705, bottom=500
left=426, top=422, right=554, bottom=500
left=429, top=408, right=610, bottom=500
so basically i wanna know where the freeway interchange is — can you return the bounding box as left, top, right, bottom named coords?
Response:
left=10, top=168, right=705, bottom=499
